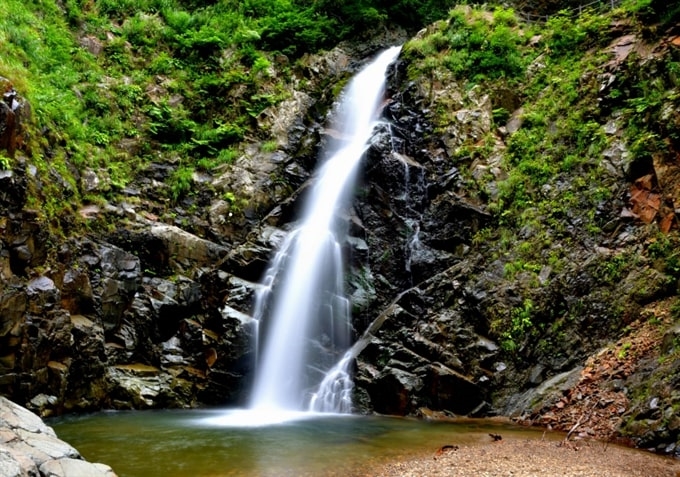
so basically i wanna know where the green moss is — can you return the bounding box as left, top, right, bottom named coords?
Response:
left=0, top=153, right=12, bottom=170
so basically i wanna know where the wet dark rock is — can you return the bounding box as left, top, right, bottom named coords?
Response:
left=6, top=211, right=49, bottom=276
left=96, top=244, right=141, bottom=332
left=60, top=268, right=95, bottom=315
left=369, top=367, right=423, bottom=415
left=26, top=276, right=59, bottom=313
left=0, top=166, right=27, bottom=212
left=423, top=363, right=485, bottom=415
left=0, top=78, right=31, bottom=158
left=353, top=260, right=493, bottom=416
left=0, top=226, right=257, bottom=413
left=107, top=228, right=170, bottom=276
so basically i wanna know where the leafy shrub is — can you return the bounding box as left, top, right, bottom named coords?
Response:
left=624, top=0, right=680, bottom=25
left=544, top=10, right=609, bottom=57
left=191, top=121, right=245, bottom=155
left=648, top=234, right=680, bottom=278
left=122, top=13, right=165, bottom=48
left=441, top=6, right=527, bottom=82
left=258, top=7, right=338, bottom=57
left=168, top=165, right=194, bottom=201
left=0, top=154, right=11, bottom=170
left=161, top=9, right=194, bottom=33
left=146, top=102, right=197, bottom=143
left=496, top=299, right=535, bottom=352
left=178, top=25, right=227, bottom=58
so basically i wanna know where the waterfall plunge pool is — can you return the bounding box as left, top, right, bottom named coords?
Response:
left=50, top=410, right=556, bottom=476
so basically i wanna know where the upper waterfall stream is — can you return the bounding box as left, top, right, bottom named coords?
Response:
left=249, top=46, right=401, bottom=416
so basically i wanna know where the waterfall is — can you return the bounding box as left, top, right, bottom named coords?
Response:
left=249, top=46, right=401, bottom=415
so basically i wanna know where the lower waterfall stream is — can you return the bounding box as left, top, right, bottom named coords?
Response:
left=249, top=46, right=401, bottom=416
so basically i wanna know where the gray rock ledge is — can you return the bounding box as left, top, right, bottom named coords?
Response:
left=0, top=396, right=117, bottom=477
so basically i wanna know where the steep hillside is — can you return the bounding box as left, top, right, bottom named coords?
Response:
left=352, top=0, right=680, bottom=453
left=0, top=0, right=414, bottom=414
left=0, top=0, right=446, bottom=232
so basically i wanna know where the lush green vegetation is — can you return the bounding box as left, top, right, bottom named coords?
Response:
left=4, top=0, right=671, bottom=226
left=404, top=6, right=528, bottom=84
left=402, top=0, right=680, bottom=353
left=0, top=0, right=454, bottom=227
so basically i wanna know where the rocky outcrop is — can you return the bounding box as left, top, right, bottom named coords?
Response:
left=0, top=232, right=253, bottom=415
left=0, top=396, right=116, bottom=477
left=333, top=51, right=496, bottom=416
left=345, top=10, right=680, bottom=456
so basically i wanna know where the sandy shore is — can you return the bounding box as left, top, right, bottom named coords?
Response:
left=366, top=435, right=680, bottom=477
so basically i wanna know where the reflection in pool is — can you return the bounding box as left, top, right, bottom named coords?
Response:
left=50, top=409, right=554, bottom=477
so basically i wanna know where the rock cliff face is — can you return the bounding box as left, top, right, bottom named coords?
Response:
left=348, top=11, right=680, bottom=455
left=1, top=5, right=680, bottom=456
left=0, top=75, right=254, bottom=413
left=0, top=35, right=414, bottom=416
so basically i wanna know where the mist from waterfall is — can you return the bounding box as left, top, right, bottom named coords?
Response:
left=249, top=46, right=401, bottom=416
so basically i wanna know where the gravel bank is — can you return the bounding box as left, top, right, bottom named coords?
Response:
left=368, top=435, right=680, bottom=477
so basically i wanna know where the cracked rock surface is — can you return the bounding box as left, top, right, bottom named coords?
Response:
left=0, top=396, right=117, bottom=477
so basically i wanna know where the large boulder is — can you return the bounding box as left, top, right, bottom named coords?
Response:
left=0, top=396, right=117, bottom=477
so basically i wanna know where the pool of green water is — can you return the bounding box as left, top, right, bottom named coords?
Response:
left=50, top=409, right=552, bottom=477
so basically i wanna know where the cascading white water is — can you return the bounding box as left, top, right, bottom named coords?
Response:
left=249, top=46, right=401, bottom=415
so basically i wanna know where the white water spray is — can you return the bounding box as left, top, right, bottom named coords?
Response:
left=249, top=46, right=401, bottom=415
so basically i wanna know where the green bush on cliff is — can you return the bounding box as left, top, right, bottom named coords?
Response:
left=168, top=165, right=195, bottom=201
left=626, top=0, right=680, bottom=25
left=447, top=6, right=526, bottom=81
left=543, top=10, right=609, bottom=57
left=648, top=234, right=680, bottom=279
left=404, top=6, right=529, bottom=83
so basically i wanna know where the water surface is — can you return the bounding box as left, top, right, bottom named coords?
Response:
left=50, top=410, right=552, bottom=477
